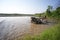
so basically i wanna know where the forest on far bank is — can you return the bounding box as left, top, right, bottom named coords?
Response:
left=0, top=14, right=34, bottom=16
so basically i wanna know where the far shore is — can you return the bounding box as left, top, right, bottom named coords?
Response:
left=0, top=14, right=34, bottom=17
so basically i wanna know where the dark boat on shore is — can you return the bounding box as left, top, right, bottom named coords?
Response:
left=31, top=16, right=47, bottom=24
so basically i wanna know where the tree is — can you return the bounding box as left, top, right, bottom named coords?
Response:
left=56, top=7, right=60, bottom=15
left=50, top=7, right=60, bottom=19
left=46, top=6, right=53, bottom=16
left=56, top=7, right=60, bottom=18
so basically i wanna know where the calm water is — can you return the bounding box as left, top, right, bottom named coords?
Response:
left=0, top=16, right=31, bottom=40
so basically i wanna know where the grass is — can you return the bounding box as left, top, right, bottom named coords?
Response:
left=21, top=24, right=60, bottom=40
left=39, top=24, right=60, bottom=40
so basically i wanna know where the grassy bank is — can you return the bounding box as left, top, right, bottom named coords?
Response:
left=21, top=6, right=60, bottom=40
left=20, top=23, right=60, bottom=40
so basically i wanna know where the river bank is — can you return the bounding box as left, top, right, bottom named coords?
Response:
left=0, top=17, right=56, bottom=40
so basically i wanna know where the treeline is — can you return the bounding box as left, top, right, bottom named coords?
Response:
left=46, top=6, right=60, bottom=19
left=0, top=14, right=34, bottom=16
left=35, top=6, right=60, bottom=19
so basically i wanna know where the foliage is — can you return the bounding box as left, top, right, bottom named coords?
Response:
left=35, top=13, right=41, bottom=17
left=45, top=6, right=60, bottom=19
left=34, top=13, right=45, bottom=17
left=34, top=6, right=59, bottom=19
left=46, top=6, right=52, bottom=16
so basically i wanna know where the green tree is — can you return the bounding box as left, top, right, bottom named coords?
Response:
left=56, top=7, right=60, bottom=15
left=55, top=7, right=60, bottom=18
left=46, top=6, right=53, bottom=17
left=50, top=7, right=60, bottom=19
left=47, top=6, right=52, bottom=13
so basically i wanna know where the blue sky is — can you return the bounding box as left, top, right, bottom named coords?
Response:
left=0, top=0, right=59, bottom=14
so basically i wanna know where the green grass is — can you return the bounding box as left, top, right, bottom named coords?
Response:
left=21, top=24, right=60, bottom=40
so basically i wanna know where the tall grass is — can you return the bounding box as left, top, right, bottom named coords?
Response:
left=39, top=24, right=60, bottom=40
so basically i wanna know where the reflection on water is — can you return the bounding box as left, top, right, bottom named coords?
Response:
left=0, top=16, right=51, bottom=40
left=0, top=17, right=31, bottom=40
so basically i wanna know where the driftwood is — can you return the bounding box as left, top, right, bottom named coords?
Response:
left=31, top=17, right=47, bottom=24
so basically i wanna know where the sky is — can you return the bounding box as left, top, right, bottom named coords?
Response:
left=0, top=0, right=60, bottom=14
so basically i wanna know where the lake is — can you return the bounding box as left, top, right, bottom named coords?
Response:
left=0, top=16, right=50, bottom=40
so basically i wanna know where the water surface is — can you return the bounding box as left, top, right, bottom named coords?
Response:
left=0, top=17, right=31, bottom=40
left=0, top=16, right=51, bottom=40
